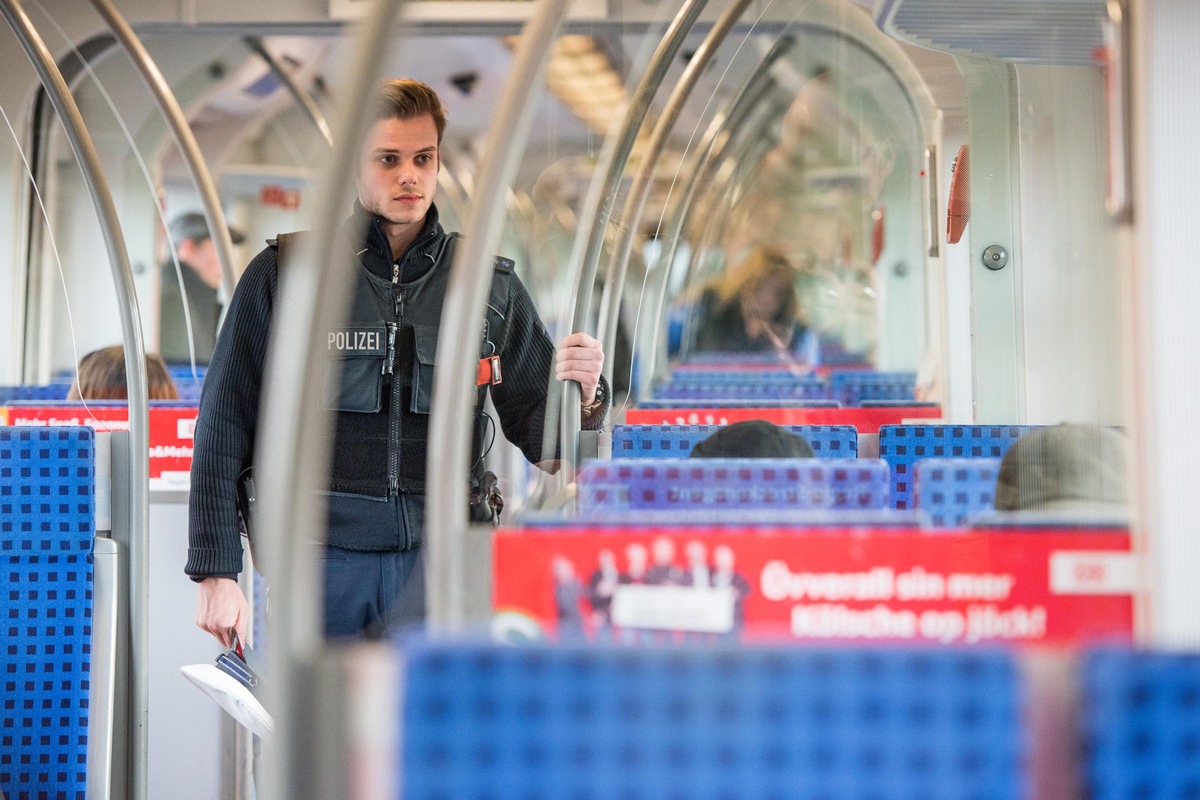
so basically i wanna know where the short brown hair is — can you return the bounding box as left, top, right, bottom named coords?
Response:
left=373, top=79, right=447, bottom=143
left=68, top=345, right=179, bottom=401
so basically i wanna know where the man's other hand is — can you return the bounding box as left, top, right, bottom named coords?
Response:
left=556, top=332, right=605, bottom=406
left=195, top=577, right=248, bottom=648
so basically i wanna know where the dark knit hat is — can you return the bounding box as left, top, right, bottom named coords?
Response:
left=169, top=212, right=244, bottom=245
left=689, top=420, right=815, bottom=459
left=994, top=424, right=1128, bottom=512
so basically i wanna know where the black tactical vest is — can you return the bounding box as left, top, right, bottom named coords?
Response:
left=275, top=232, right=513, bottom=499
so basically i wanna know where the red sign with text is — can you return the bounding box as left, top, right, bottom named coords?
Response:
left=623, top=406, right=942, bottom=433
left=494, top=526, right=1134, bottom=647
left=1, top=405, right=198, bottom=490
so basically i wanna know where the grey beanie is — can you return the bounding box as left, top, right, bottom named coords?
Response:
left=994, top=424, right=1128, bottom=512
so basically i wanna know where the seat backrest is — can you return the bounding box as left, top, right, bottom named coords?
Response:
left=914, top=457, right=1002, bottom=527
left=667, top=369, right=816, bottom=384
left=829, top=371, right=917, bottom=406
left=654, top=379, right=829, bottom=401
left=0, top=384, right=72, bottom=404
left=578, top=458, right=889, bottom=512
left=879, top=425, right=1038, bottom=509
left=635, top=398, right=841, bottom=409
left=1081, top=649, right=1200, bottom=799
left=403, top=643, right=1025, bottom=800
left=610, top=424, right=858, bottom=459
left=0, top=426, right=94, bottom=800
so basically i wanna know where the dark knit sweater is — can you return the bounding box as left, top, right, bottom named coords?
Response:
left=185, top=205, right=607, bottom=580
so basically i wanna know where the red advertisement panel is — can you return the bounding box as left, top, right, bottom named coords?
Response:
left=494, top=526, right=1133, bottom=647
left=2, top=405, right=198, bottom=490
left=623, top=405, right=942, bottom=433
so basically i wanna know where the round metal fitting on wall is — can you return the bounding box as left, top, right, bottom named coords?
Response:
left=982, top=245, right=1009, bottom=270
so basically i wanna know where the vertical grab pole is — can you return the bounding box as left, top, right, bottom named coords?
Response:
left=642, top=56, right=785, bottom=391
left=0, top=2, right=150, bottom=798
left=595, top=0, right=756, bottom=390
left=557, top=0, right=710, bottom=462
left=89, top=0, right=238, bottom=305
left=426, top=0, right=572, bottom=631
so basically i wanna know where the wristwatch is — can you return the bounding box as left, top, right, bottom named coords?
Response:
left=581, top=377, right=607, bottom=415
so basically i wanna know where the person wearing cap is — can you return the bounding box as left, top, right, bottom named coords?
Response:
left=993, top=424, right=1129, bottom=514
left=159, top=212, right=244, bottom=365
left=186, top=78, right=609, bottom=643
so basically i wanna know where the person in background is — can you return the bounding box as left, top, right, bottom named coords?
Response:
left=586, top=548, right=620, bottom=639
left=691, top=247, right=817, bottom=361
left=993, top=424, right=1129, bottom=513
left=551, top=556, right=587, bottom=641
left=711, top=544, right=751, bottom=639
left=67, top=345, right=180, bottom=401
left=159, top=212, right=244, bottom=366
left=689, top=419, right=815, bottom=459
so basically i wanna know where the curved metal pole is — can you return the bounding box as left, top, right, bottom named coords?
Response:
left=657, top=37, right=791, bottom=292
left=635, top=57, right=785, bottom=392
left=427, top=0, right=572, bottom=632
left=568, top=0, right=709, bottom=335
left=244, top=36, right=334, bottom=149
left=89, top=0, right=237, bottom=303
left=556, top=0, right=708, bottom=463
left=0, top=2, right=150, bottom=798
left=250, top=2, right=404, bottom=798
left=659, top=99, right=784, bottom=375
left=596, top=0, right=755, bottom=387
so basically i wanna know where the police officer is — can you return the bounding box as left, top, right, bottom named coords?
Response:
left=186, top=79, right=608, bottom=641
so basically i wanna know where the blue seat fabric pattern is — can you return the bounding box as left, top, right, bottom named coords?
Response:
left=611, top=424, right=858, bottom=459
left=879, top=425, right=1036, bottom=510
left=0, top=427, right=94, bottom=800
left=402, top=643, right=1025, bottom=800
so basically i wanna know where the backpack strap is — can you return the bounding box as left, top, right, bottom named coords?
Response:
left=439, top=234, right=515, bottom=354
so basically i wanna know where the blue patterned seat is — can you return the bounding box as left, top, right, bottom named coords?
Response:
left=879, top=425, right=1038, bottom=509
left=829, top=371, right=917, bottom=406
left=914, top=458, right=1002, bottom=527
left=402, top=643, right=1026, bottom=800
left=611, top=424, right=858, bottom=459
left=578, top=458, right=889, bottom=512
left=1082, top=649, right=1200, bottom=800
left=1, top=427, right=95, bottom=800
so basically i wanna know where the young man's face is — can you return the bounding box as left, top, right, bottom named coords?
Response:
left=357, top=114, right=440, bottom=231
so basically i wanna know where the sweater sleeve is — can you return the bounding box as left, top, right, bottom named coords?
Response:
left=184, top=247, right=277, bottom=580
left=489, top=274, right=607, bottom=466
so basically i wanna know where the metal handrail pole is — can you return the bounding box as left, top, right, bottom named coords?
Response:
left=557, top=0, right=709, bottom=467
left=657, top=37, right=790, bottom=292
left=249, top=1, right=405, bottom=797
left=640, top=85, right=779, bottom=390
left=663, top=101, right=782, bottom=370
left=566, top=0, right=709, bottom=334
left=0, top=3, right=149, bottom=798
left=640, top=74, right=784, bottom=391
left=89, top=0, right=238, bottom=304
left=244, top=36, right=334, bottom=148
left=596, top=0, right=755, bottom=388
left=426, top=0, right=573, bottom=632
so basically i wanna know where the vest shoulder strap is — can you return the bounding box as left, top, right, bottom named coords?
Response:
left=270, top=230, right=514, bottom=345
left=441, top=233, right=516, bottom=351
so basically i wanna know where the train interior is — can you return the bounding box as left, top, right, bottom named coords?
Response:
left=0, top=0, right=1197, bottom=798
